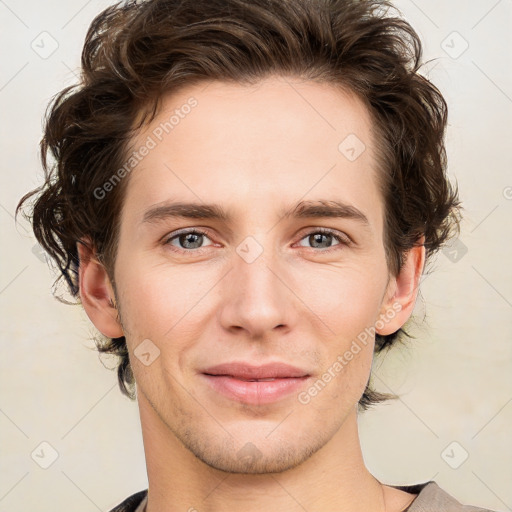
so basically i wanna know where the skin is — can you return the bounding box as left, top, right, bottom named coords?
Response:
left=78, top=76, right=425, bottom=512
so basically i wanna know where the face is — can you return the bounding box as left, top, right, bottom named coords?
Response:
left=99, top=76, right=409, bottom=474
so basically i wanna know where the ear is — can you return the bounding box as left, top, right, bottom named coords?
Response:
left=77, top=237, right=124, bottom=338
left=376, top=236, right=426, bottom=336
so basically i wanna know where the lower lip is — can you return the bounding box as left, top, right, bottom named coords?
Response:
left=201, top=374, right=310, bottom=405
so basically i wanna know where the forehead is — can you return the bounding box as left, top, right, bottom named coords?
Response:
left=121, top=76, right=382, bottom=227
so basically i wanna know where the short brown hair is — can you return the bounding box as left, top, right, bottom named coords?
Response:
left=16, top=0, right=460, bottom=409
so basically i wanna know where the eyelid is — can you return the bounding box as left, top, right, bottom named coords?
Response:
left=293, top=227, right=352, bottom=251
left=296, top=226, right=352, bottom=244
left=163, top=227, right=214, bottom=248
left=162, top=226, right=352, bottom=253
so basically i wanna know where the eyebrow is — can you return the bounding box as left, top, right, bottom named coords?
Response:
left=141, top=199, right=369, bottom=226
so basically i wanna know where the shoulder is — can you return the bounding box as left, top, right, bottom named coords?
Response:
left=396, top=481, right=496, bottom=512
left=108, top=489, right=148, bottom=512
left=106, top=483, right=497, bottom=512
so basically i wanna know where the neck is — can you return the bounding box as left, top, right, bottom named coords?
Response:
left=139, top=394, right=386, bottom=512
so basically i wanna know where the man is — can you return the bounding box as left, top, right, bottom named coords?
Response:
left=16, top=0, right=494, bottom=511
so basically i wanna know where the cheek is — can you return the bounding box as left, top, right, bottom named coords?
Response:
left=290, top=264, right=386, bottom=396
left=114, top=259, right=219, bottom=367
left=117, top=257, right=389, bottom=346
left=291, top=262, right=388, bottom=340
left=117, top=258, right=208, bottom=323
left=297, top=337, right=374, bottom=414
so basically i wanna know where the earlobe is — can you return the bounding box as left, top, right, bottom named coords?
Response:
left=77, top=237, right=124, bottom=338
left=376, top=237, right=426, bottom=336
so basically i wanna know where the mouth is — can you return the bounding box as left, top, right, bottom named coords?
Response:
left=210, top=377, right=282, bottom=382
left=200, top=361, right=311, bottom=405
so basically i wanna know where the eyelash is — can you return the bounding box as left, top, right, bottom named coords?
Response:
left=163, top=227, right=351, bottom=254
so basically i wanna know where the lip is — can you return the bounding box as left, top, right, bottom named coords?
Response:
left=202, top=361, right=310, bottom=379
left=200, top=362, right=311, bottom=405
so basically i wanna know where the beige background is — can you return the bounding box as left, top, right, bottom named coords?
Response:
left=1, top=0, right=511, bottom=511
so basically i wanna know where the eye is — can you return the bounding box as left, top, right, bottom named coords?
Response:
left=164, top=229, right=214, bottom=251
left=162, top=227, right=351, bottom=254
left=296, top=228, right=350, bottom=252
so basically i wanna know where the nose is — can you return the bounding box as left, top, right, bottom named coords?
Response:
left=217, top=239, right=297, bottom=339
